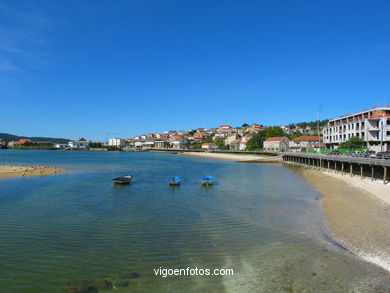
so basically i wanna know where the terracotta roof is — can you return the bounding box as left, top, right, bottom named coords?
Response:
left=230, top=139, right=241, bottom=144
left=265, top=136, right=286, bottom=142
left=202, top=143, right=215, bottom=146
left=220, top=125, right=231, bottom=127
left=292, top=136, right=322, bottom=141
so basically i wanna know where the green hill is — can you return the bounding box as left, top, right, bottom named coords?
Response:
left=0, top=133, right=70, bottom=144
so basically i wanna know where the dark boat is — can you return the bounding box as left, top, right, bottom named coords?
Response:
left=201, top=175, right=215, bottom=186
left=168, top=176, right=182, bottom=186
left=112, top=175, right=132, bottom=184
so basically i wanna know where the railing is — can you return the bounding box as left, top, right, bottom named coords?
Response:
left=282, top=152, right=390, bottom=167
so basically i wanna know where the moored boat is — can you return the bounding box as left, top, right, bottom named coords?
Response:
left=201, top=175, right=215, bottom=186
left=112, top=175, right=132, bottom=184
left=168, top=176, right=182, bottom=186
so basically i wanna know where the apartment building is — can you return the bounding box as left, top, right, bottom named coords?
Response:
left=323, top=107, right=390, bottom=151
left=108, top=138, right=125, bottom=148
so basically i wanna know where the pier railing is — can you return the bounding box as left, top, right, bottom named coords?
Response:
left=281, top=152, right=390, bottom=167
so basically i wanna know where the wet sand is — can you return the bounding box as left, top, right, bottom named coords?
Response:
left=300, top=167, right=390, bottom=271
left=182, top=152, right=282, bottom=163
left=0, top=164, right=64, bottom=178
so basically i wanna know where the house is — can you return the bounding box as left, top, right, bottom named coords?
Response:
left=229, top=139, right=241, bottom=151
left=224, top=133, right=240, bottom=145
left=202, top=142, right=217, bottom=150
left=155, top=140, right=169, bottom=149
left=213, top=132, right=227, bottom=140
left=134, top=140, right=155, bottom=149
left=171, top=137, right=188, bottom=149
left=289, top=136, right=322, bottom=152
left=54, top=143, right=68, bottom=149
left=15, top=139, right=32, bottom=145
left=193, top=133, right=211, bottom=141
left=239, top=135, right=252, bottom=151
left=248, top=124, right=261, bottom=133
left=219, top=125, right=232, bottom=130
left=263, top=137, right=289, bottom=151
left=68, top=138, right=89, bottom=149
left=108, top=138, right=125, bottom=148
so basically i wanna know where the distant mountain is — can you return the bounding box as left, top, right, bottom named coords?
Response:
left=0, top=133, right=71, bottom=143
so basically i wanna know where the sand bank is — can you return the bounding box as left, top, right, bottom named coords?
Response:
left=182, top=152, right=282, bottom=163
left=0, top=164, right=64, bottom=178
left=300, top=167, right=390, bottom=271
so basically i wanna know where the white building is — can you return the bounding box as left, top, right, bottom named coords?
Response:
left=172, top=138, right=188, bottom=149
left=68, top=138, right=89, bottom=149
left=54, top=143, right=68, bottom=149
left=323, top=107, right=390, bottom=151
left=134, top=140, right=155, bottom=148
left=263, top=137, right=289, bottom=151
left=289, top=136, right=322, bottom=152
left=108, top=138, right=125, bottom=148
left=239, top=135, right=252, bottom=151
left=202, top=143, right=217, bottom=149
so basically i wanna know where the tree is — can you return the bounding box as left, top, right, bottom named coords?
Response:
left=241, top=123, right=249, bottom=127
left=246, top=132, right=266, bottom=150
left=340, top=136, right=363, bottom=149
left=215, top=138, right=228, bottom=150
left=265, top=126, right=285, bottom=139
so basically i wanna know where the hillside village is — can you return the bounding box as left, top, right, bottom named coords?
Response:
left=4, top=106, right=389, bottom=153
left=1, top=122, right=325, bottom=153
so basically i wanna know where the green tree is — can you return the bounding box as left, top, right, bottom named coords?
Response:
left=215, top=138, right=228, bottom=150
left=246, top=132, right=266, bottom=150
left=265, top=126, right=285, bottom=139
left=241, top=123, right=249, bottom=127
left=340, top=136, right=363, bottom=149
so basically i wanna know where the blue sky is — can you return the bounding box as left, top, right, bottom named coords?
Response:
left=1, top=0, right=389, bottom=140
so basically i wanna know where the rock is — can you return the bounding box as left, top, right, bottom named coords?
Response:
left=116, top=280, right=129, bottom=287
left=67, top=285, right=98, bottom=293
left=119, top=272, right=140, bottom=279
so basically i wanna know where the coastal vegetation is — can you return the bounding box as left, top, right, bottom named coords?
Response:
left=340, top=136, right=364, bottom=149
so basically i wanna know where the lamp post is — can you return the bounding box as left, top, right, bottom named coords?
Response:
left=380, top=114, right=384, bottom=153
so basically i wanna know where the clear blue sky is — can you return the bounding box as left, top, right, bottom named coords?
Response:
left=1, top=0, right=389, bottom=141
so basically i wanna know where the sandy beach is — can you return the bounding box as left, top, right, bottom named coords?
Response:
left=299, top=167, right=390, bottom=271
left=182, top=152, right=282, bottom=163
left=0, top=164, right=64, bottom=178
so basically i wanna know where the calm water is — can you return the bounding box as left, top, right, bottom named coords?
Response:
left=0, top=149, right=389, bottom=293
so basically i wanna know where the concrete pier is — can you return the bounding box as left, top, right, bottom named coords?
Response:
left=282, top=152, right=389, bottom=184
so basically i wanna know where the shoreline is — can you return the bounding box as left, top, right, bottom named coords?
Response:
left=181, top=152, right=282, bottom=163
left=0, top=164, right=64, bottom=178
left=184, top=151, right=390, bottom=271
left=298, top=167, right=390, bottom=272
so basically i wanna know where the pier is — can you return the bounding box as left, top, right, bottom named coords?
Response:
left=282, top=152, right=389, bottom=184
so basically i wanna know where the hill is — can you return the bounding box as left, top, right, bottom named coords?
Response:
left=0, top=133, right=70, bottom=144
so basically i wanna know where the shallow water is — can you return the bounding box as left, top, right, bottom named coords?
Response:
left=0, top=150, right=389, bottom=292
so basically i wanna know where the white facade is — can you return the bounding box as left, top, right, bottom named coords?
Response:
left=54, top=143, right=68, bottom=149
left=323, top=107, right=390, bottom=151
left=202, top=143, right=217, bottom=149
left=108, top=138, right=125, bottom=148
left=172, top=139, right=188, bottom=149
left=68, top=139, right=89, bottom=149
left=263, top=137, right=289, bottom=151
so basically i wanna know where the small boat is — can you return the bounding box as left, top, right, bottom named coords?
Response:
left=168, top=176, right=181, bottom=186
left=201, top=175, right=215, bottom=186
left=112, top=175, right=132, bottom=185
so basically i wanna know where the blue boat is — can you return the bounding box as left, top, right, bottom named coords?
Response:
left=168, top=176, right=182, bottom=186
left=201, top=175, right=215, bottom=186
